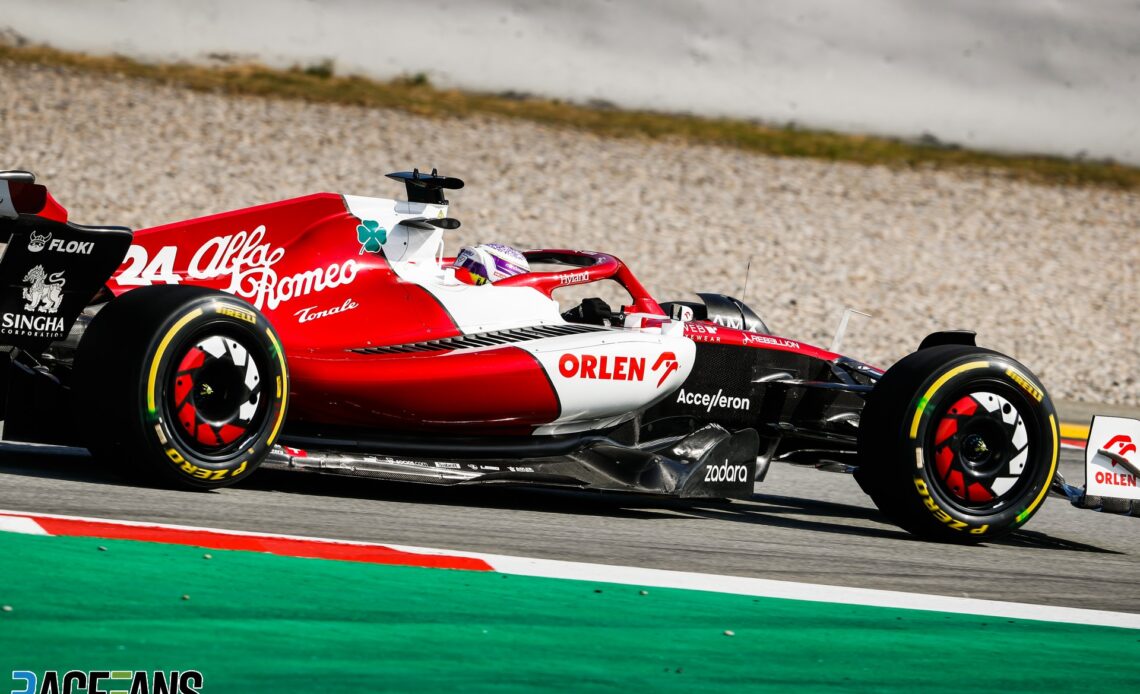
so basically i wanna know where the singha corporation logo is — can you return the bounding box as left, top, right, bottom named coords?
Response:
left=22, top=265, right=65, bottom=314
left=26, top=230, right=50, bottom=253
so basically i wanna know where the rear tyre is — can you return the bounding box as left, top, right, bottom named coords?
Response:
left=73, top=286, right=288, bottom=489
left=855, top=345, right=1058, bottom=543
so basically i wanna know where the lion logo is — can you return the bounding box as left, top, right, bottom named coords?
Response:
left=22, top=265, right=66, bottom=314
left=27, top=230, right=50, bottom=253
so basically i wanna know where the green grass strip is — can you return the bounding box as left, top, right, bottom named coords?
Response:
left=2, top=43, right=1138, bottom=190
left=1, top=531, right=1137, bottom=692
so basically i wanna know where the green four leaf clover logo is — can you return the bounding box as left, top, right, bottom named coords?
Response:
left=357, top=219, right=387, bottom=254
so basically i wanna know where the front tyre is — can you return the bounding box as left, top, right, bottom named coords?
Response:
left=74, top=286, right=288, bottom=489
left=856, top=345, right=1058, bottom=543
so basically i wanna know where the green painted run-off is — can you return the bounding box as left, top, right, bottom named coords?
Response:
left=1, top=531, right=1137, bottom=692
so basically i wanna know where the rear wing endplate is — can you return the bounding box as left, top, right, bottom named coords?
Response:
left=0, top=171, right=133, bottom=352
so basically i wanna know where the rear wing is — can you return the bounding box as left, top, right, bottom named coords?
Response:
left=0, top=171, right=133, bottom=352
left=1, top=171, right=69, bottom=223
left=1053, top=415, right=1140, bottom=516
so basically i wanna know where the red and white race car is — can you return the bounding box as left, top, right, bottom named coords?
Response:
left=0, top=169, right=1135, bottom=542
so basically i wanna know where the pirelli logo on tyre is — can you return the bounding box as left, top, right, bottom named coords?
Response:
left=215, top=303, right=257, bottom=324
left=1005, top=367, right=1044, bottom=402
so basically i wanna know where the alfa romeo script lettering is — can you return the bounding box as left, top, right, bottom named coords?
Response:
left=118, top=225, right=359, bottom=310
left=294, top=297, right=359, bottom=324
left=704, top=460, right=749, bottom=483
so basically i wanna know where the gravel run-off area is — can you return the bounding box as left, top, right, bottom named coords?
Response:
left=2, top=61, right=1137, bottom=406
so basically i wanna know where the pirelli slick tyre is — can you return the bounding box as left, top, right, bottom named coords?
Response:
left=855, top=345, right=1059, bottom=543
left=73, top=285, right=288, bottom=489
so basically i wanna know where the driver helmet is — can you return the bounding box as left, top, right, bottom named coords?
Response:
left=453, top=243, right=530, bottom=285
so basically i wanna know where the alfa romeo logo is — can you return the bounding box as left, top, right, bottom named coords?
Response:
left=356, top=219, right=387, bottom=254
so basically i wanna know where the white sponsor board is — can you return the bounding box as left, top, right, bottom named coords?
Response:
left=1085, top=416, right=1140, bottom=501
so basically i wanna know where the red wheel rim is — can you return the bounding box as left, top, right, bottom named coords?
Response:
left=169, top=334, right=263, bottom=454
left=930, top=390, right=1030, bottom=507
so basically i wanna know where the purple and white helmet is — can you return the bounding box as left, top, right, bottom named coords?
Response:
left=454, top=243, right=530, bottom=284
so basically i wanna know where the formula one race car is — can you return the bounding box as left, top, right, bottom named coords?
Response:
left=0, top=169, right=1134, bottom=543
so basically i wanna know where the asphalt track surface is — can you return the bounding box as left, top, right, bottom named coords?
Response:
left=2, top=444, right=1137, bottom=613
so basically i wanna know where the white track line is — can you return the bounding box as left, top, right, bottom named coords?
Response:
left=412, top=548, right=1140, bottom=629
left=3, top=508, right=1138, bottom=630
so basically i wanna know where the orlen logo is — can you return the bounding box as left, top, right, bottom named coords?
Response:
left=559, top=354, right=645, bottom=382
left=1095, top=434, right=1140, bottom=487
left=651, top=351, right=679, bottom=387
left=557, top=351, right=679, bottom=388
left=1102, top=434, right=1138, bottom=462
